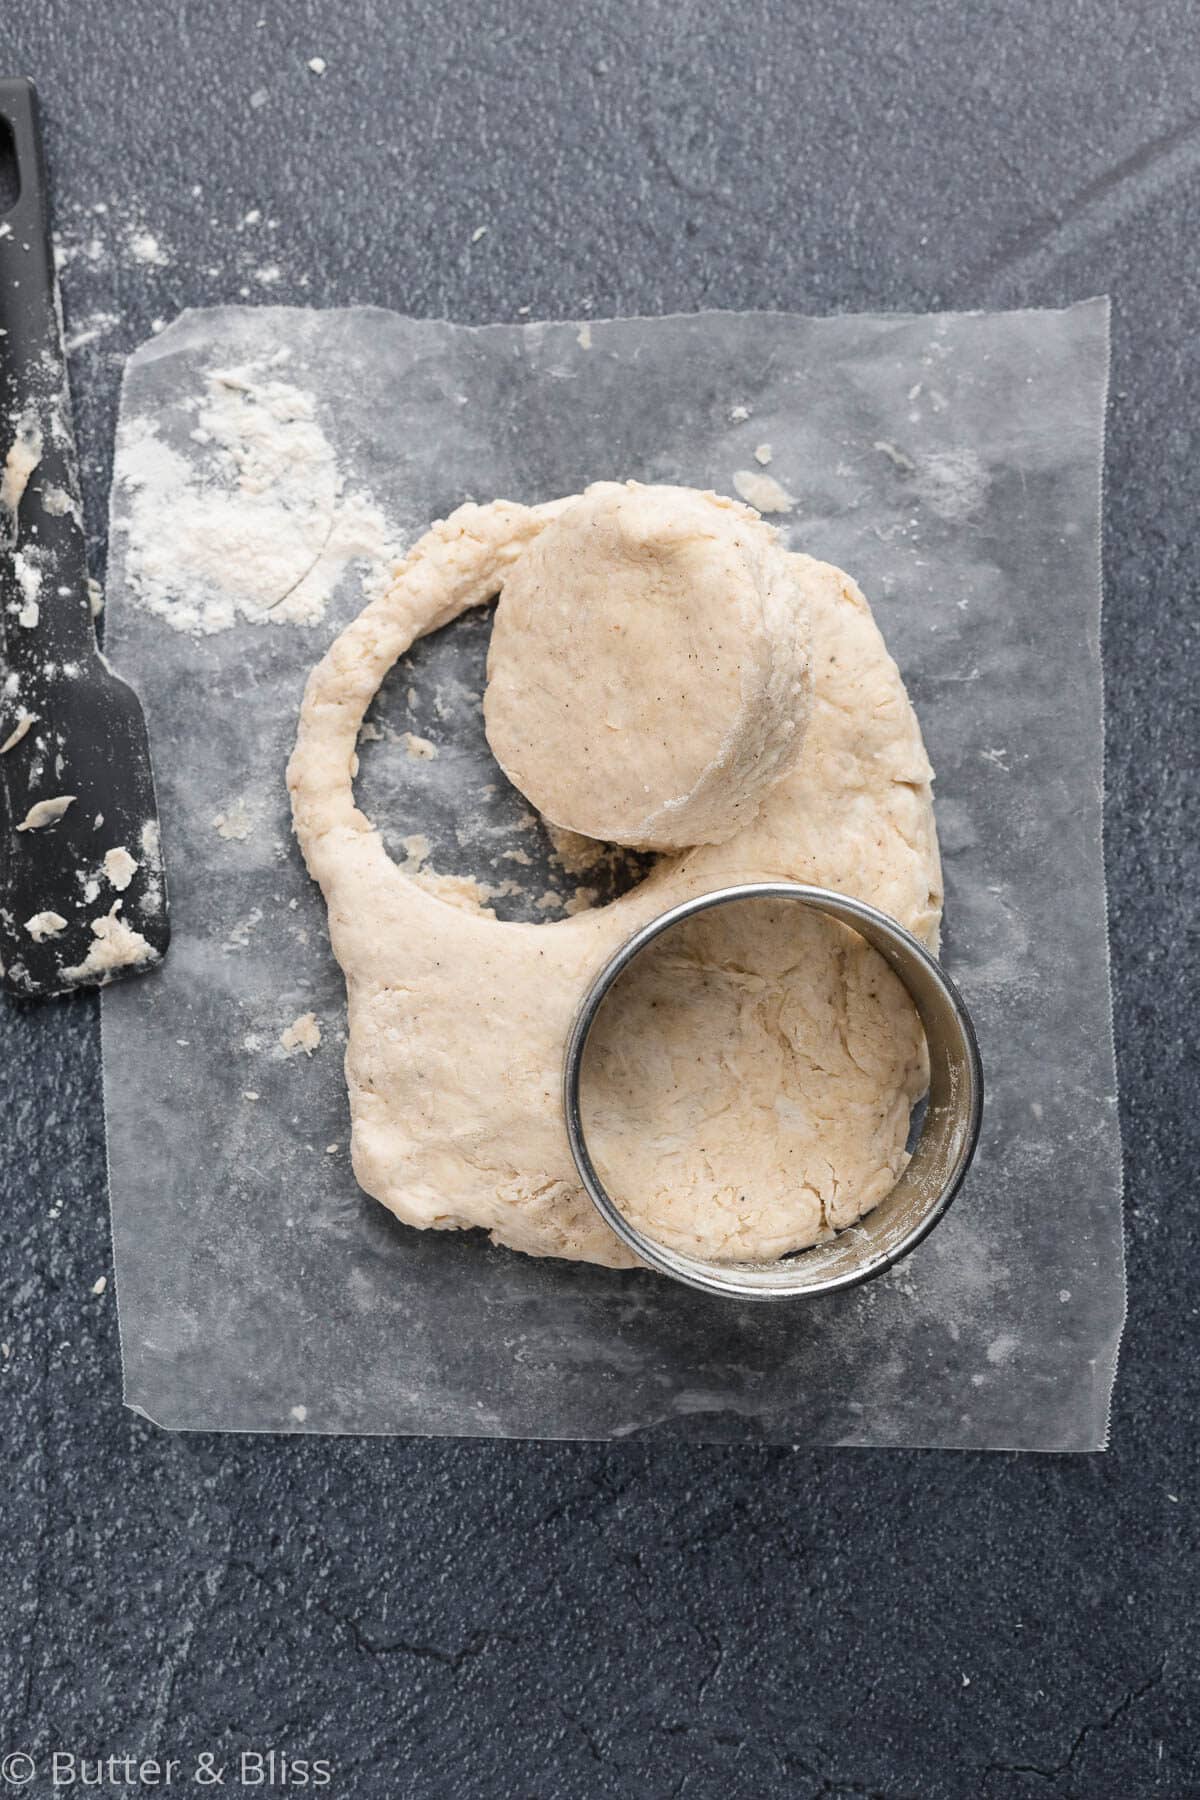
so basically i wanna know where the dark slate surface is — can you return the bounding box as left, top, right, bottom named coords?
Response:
left=1, top=3, right=1196, bottom=1794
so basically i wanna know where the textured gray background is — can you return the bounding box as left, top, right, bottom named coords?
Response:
left=1, top=2, right=1195, bottom=1795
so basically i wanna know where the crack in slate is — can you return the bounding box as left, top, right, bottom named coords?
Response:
left=978, top=1659, right=1166, bottom=1789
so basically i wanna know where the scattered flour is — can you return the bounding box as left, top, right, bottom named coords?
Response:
left=64, top=311, right=121, bottom=354
left=913, top=447, right=989, bottom=521
left=114, top=355, right=399, bottom=634
left=753, top=443, right=773, bottom=465
left=13, top=549, right=43, bottom=623
left=576, top=322, right=592, bottom=349
left=126, top=228, right=170, bottom=267
left=213, top=798, right=253, bottom=840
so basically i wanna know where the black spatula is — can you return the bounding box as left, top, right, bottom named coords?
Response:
left=0, top=77, right=168, bottom=998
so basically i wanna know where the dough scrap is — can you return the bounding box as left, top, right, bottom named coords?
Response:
left=733, top=469, right=796, bottom=514
left=280, top=1011, right=321, bottom=1056
left=16, top=795, right=76, bottom=832
left=24, top=911, right=68, bottom=943
left=103, top=846, right=139, bottom=891
left=483, top=482, right=811, bottom=849
left=289, top=494, right=942, bottom=1269
left=0, top=713, right=35, bottom=755
left=63, top=906, right=155, bottom=984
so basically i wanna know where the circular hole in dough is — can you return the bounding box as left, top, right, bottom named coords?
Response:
left=352, top=605, right=658, bottom=922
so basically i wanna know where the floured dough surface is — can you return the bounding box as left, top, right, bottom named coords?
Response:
left=288, top=493, right=941, bottom=1269
left=483, top=482, right=812, bottom=850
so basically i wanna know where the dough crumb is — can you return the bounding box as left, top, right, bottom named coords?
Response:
left=24, top=911, right=68, bottom=942
left=563, top=886, right=598, bottom=916
left=400, top=833, right=430, bottom=870
left=1, top=411, right=43, bottom=525
left=213, top=799, right=252, bottom=840
left=536, top=890, right=561, bottom=910
left=41, top=484, right=76, bottom=518
left=874, top=439, right=916, bottom=473
left=103, top=846, right=139, bottom=891
left=753, top=443, right=773, bottom=466
left=546, top=822, right=606, bottom=875
left=414, top=868, right=497, bottom=916
left=63, top=904, right=155, bottom=983
left=402, top=731, right=438, bottom=761
left=576, top=322, right=592, bottom=349
left=90, top=1275, right=107, bottom=1296
left=729, top=404, right=750, bottom=422
left=307, top=56, right=326, bottom=74
left=732, top=470, right=796, bottom=514
left=280, top=1011, right=321, bottom=1056
left=1, top=712, right=35, bottom=755
left=16, top=794, right=76, bottom=831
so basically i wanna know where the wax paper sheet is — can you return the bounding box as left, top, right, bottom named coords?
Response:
left=101, top=300, right=1122, bottom=1449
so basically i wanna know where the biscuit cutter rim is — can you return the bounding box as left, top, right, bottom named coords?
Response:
left=563, top=881, right=984, bottom=1301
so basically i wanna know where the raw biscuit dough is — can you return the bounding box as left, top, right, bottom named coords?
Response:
left=288, top=494, right=941, bottom=1269
left=483, top=481, right=812, bottom=849
left=580, top=898, right=925, bottom=1261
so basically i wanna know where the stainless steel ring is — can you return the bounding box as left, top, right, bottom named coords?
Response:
left=563, top=882, right=984, bottom=1300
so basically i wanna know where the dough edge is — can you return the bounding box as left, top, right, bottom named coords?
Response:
left=287, top=494, right=942, bottom=1270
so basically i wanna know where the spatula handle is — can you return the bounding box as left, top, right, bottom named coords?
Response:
left=0, top=77, right=96, bottom=663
